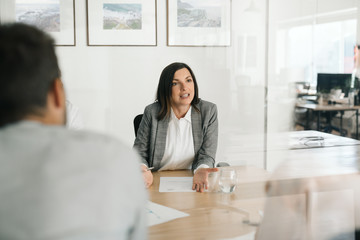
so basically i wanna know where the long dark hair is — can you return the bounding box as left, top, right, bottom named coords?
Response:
left=156, top=62, right=199, bottom=120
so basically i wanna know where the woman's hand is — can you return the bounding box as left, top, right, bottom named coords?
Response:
left=141, top=165, right=153, bottom=188
left=192, top=168, right=218, bottom=192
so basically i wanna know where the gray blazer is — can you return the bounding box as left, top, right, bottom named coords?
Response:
left=133, top=100, right=218, bottom=171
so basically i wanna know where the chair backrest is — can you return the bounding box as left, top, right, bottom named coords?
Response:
left=133, top=114, right=143, bottom=137
left=216, top=162, right=230, bottom=167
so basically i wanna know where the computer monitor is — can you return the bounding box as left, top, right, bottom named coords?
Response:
left=317, top=73, right=353, bottom=97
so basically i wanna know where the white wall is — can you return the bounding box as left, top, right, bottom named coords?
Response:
left=58, top=1, right=233, bottom=139
left=56, top=0, right=268, bottom=168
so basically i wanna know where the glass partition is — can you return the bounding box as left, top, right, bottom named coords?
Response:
left=53, top=0, right=358, bottom=171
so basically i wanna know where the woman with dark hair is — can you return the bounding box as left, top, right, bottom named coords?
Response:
left=134, top=62, right=218, bottom=192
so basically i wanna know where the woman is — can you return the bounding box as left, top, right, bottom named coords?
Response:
left=133, top=62, right=218, bottom=192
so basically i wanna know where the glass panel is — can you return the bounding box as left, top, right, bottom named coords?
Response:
left=54, top=0, right=358, bottom=171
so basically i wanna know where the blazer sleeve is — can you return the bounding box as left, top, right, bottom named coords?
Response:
left=133, top=106, right=152, bottom=167
left=192, top=104, right=218, bottom=170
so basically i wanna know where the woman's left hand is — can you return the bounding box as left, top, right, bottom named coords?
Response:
left=192, top=168, right=219, bottom=192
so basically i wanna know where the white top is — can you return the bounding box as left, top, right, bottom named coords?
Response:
left=159, top=107, right=195, bottom=171
left=0, top=121, right=147, bottom=239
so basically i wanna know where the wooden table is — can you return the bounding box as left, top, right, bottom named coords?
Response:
left=296, top=103, right=360, bottom=138
left=148, top=166, right=270, bottom=240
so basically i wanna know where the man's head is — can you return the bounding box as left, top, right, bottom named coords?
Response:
left=0, top=23, right=66, bottom=127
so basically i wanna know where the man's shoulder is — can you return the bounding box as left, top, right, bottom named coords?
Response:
left=4, top=121, right=131, bottom=157
left=0, top=122, right=142, bottom=184
left=62, top=129, right=130, bottom=153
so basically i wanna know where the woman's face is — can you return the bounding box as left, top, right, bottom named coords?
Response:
left=170, top=68, right=195, bottom=109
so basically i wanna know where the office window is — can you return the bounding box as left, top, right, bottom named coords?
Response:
left=277, top=17, right=357, bottom=85
left=314, top=20, right=356, bottom=76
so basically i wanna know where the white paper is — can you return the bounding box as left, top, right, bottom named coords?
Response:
left=146, top=201, right=189, bottom=226
left=288, top=131, right=360, bottom=149
left=159, top=177, right=195, bottom=192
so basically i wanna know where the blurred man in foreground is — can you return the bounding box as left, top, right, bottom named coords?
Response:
left=0, top=23, right=147, bottom=240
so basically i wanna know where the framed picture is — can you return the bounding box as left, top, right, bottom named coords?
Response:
left=0, top=0, right=76, bottom=46
left=167, top=0, right=231, bottom=47
left=86, top=0, right=157, bottom=46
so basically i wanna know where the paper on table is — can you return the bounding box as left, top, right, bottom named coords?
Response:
left=147, top=201, right=189, bottom=226
left=288, top=132, right=360, bottom=149
left=159, top=177, right=195, bottom=192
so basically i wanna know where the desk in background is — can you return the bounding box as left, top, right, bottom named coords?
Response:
left=296, top=103, right=360, bottom=138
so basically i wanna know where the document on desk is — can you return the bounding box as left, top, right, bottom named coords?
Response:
left=288, top=131, right=360, bottom=149
left=159, top=177, right=195, bottom=192
left=147, top=201, right=189, bottom=226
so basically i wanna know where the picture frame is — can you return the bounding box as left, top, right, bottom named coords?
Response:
left=167, top=0, right=231, bottom=47
left=86, top=0, right=157, bottom=46
left=0, top=0, right=76, bottom=46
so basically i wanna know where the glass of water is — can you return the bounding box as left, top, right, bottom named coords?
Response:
left=219, top=168, right=237, bottom=193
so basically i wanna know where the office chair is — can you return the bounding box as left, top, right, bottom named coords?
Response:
left=216, top=162, right=230, bottom=167
left=320, top=111, right=347, bottom=136
left=133, top=113, right=229, bottom=167
left=133, top=114, right=143, bottom=137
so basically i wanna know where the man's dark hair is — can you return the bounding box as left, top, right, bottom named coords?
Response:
left=156, top=62, right=200, bottom=120
left=0, top=23, right=60, bottom=127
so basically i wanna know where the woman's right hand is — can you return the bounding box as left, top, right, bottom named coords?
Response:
left=141, top=165, right=153, bottom=188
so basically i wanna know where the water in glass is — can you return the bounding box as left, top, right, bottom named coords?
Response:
left=219, top=168, right=237, bottom=193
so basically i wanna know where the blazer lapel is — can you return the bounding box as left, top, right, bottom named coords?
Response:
left=153, top=117, right=169, bottom=170
left=191, top=106, right=202, bottom=154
